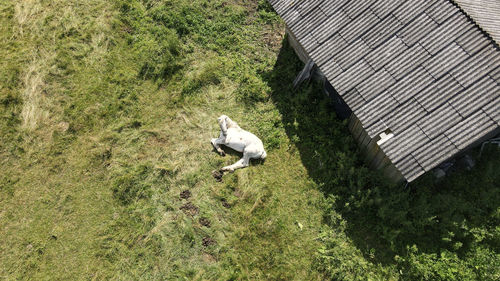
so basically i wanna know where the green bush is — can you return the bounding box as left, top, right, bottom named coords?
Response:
left=118, top=0, right=182, bottom=81
left=181, top=58, right=223, bottom=95
left=112, top=164, right=154, bottom=205
left=134, top=27, right=180, bottom=79
left=235, top=73, right=270, bottom=104
left=148, top=1, right=204, bottom=37
left=396, top=246, right=476, bottom=281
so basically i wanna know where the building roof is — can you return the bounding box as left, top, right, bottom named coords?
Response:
left=454, top=0, right=500, bottom=45
left=268, top=0, right=500, bottom=181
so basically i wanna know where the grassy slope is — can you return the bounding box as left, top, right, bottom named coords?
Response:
left=0, top=0, right=499, bottom=280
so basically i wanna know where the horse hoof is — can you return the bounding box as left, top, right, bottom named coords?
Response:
left=220, top=151, right=226, bottom=157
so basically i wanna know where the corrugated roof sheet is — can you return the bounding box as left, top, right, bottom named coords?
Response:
left=453, top=0, right=500, bottom=45
left=268, top=0, right=500, bottom=182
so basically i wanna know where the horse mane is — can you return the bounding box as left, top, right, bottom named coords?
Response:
left=225, top=117, right=240, bottom=129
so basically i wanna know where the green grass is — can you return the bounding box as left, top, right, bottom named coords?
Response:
left=0, top=0, right=499, bottom=280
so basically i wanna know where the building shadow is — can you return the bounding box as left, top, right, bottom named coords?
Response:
left=264, top=37, right=500, bottom=266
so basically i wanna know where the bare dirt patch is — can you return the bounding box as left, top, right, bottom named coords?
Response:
left=202, top=236, right=216, bottom=247
left=221, top=198, right=231, bottom=209
left=180, top=202, right=199, bottom=216
left=180, top=190, right=191, bottom=199
left=212, top=169, right=224, bottom=182
left=199, top=217, right=211, bottom=228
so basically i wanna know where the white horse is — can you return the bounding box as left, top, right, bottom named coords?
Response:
left=211, top=115, right=267, bottom=173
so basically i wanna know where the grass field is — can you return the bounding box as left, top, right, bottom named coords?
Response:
left=0, top=0, right=499, bottom=280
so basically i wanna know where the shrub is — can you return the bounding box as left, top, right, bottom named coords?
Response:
left=134, top=27, right=180, bottom=80
left=117, top=0, right=182, bottom=81
left=181, top=58, right=223, bottom=95
left=396, top=246, right=476, bottom=281
left=112, top=164, right=154, bottom=205
left=235, top=73, right=270, bottom=104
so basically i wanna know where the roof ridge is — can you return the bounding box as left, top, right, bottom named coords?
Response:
left=448, top=0, right=500, bottom=49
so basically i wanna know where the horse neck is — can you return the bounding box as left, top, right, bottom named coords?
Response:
left=226, top=119, right=240, bottom=129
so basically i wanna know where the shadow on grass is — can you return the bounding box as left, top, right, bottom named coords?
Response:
left=264, top=38, right=500, bottom=268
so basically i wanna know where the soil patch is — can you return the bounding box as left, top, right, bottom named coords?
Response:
left=212, top=169, right=224, bottom=182
left=202, top=236, right=216, bottom=247
left=180, top=190, right=191, bottom=199
left=221, top=198, right=231, bottom=209
left=199, top=217, right=211, bottom=228
left=180, top=202, right=199, bottom=216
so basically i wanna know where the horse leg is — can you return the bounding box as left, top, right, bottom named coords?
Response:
left=222, top=152, right=250, bottom=172
left=218, top=116, right=228, bottom=136
left=211, top=134, right=226, bottom=156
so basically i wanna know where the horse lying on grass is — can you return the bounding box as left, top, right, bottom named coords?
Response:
left=211, top=115, right=266, bottom=180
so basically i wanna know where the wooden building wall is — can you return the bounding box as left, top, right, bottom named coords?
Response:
left=287, top=26, right=405, bottom=182
left=348, top=114, right=404, bottom=182
left=286, top=28, right=310, bottom=63
left=287, top=27, right=404, bottom=182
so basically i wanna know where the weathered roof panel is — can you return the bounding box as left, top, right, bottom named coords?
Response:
left=411, top=135, right=458, bottom=172
left=456, top=26, right=492, bottom=55
left=343, top=89, right=366, bottom=111
left=450, top=45, right=500, bottom=88
left=394, top=154, right=425, bottom=182
left=309, top=34, right=346, bottom=66
left=365, top=36, right=407, bottom=70
left=339, top=9, right=379, bottom=43
left=454, top=0, right=500, bottom=45
left=343, top=0, right=378, bottom=19
left=384, top=43, right=431, bottom=79
left=292, top=7, right=327, bottom=40
left=383, top=99, right=427, bottom=134
left=362, top=14, right=403, bottom=48
left=381, top=125, right=431, bottom=163
left=445, top=111, right=498, bottom=149
left=422, top=43, right=469, bottom=79
left=426, top=0, right=458, bottom=24
left=319, top=0, right=350, bottom=17
left=387, top=66, right=435, bottom=103
left=357, top=68, right=396, bottom=101
left=419, top=12, right=473, bottom=55
left=415, top=74, right=464, bottom=112
left=370, top=0, right=405, bottom=19
left=483, top=96, right=500, bottom=125
left=449, top=76, right=499, bottom=117
left=329, top=59, right=375, bottom=93
left=269, top=0, right=500, bottom=182
left=393, top=0, right=438, bottom=25
left=333, top=38, right=371, bottom=69
left=311, top=9, right=350, bottom=44
left=489, top=66, right=500, bottom=81
left=397, top=13, right=438, bottom=47
left=300, top=33, right=320, bottom=53
left=417, top=103, right=462, bottom=139
left=357, top=90, right=398, bottom=133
